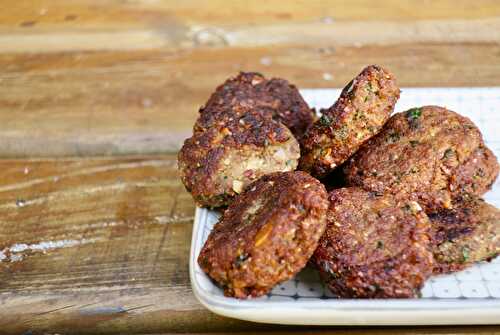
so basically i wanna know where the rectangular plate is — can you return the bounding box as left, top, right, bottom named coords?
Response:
left=190, top=88, right=500, bottom=325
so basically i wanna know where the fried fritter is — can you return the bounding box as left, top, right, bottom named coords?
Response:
left=345, top=106, right=499, bottom=211
left=313, top=187, right=434, bottom=298
left=195, top=72, right=314, bottom=139
left=198, top=171, right=328, bottom=298
left=179, top=109, right=300, bottom=207
left=179, top=72, right=314, bottom=207
left=429, top=197, right=500, bottom=274
left=299, top=65, right=400, bottom=177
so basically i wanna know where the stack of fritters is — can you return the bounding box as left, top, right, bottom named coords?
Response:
left=179, top=72, right=314, bottom=208
left=179, top=66, right=499, bottom=299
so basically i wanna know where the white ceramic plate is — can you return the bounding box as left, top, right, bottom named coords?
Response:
left=189, top=88, right=500, bottom=325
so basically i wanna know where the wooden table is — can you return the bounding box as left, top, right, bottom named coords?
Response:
left=0, top=1, right=499, bottom=334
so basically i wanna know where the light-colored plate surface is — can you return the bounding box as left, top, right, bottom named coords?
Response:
left=189, top=88, right=500, bottom=325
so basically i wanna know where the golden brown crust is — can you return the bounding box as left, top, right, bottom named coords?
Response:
left=299, top=65, right=400, bottom=177
left=178, top=109, right=299, bottom=207
left=450, top=146, right=499, bottom=197
left=195, top=72, right=314, bottom=139
left=179, top=72, right=313, bottom=207
left=198, top=171, right=328, bottom=298
left=313, top=187, right=434, bottom=298
left=428, top=197, right=500, bottom=274
left=344, top=106, right=499, bottom=211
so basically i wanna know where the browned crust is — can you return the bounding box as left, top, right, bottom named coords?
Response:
left=344, top=105, right=499, bottom=211
left=178, top=109, right=298, bottom=207
left=428, top=197, right=500, bottom=274
left=195, top=72, right=315, bottom=139
left=198, top=171, right=328, bottom=298
left=178, top=71, right=313, bottom=207
left=299, top=65, right=400, bottom=177
left=450, top=146, right=500, bottom=198
left=313, top=187, right=434, bottom=298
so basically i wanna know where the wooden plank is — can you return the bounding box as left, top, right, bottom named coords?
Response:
left=1, top=43, right=500, bottom=157
left=0, top=1, right=499, bottom=157
left=2, top=17, right=499, bottom=53
left=0, top=155, right=241, bottom=334
left=1, top=1, right=499, bottom=333
left=0, top=155, right=498, bottom=334
left=2, top=1, right=499, bottom=54
left=3, top=0, right=499, bottom=30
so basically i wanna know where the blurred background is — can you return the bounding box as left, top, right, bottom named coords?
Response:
left=1, top=1, right=500, bottom=334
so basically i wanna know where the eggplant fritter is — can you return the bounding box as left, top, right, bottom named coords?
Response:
left=429, top=197, right=500, bottom=274
left=198, top=171, right=328, bottom=298
left=195, top=72, right=315, bottom=139
left=179, top=109, right=300, bottom=207
left=313, top=187, right=434, bottom=298
left=345, top=106, right=499, bottom=211
left=299, top=65, right=400, bottom=177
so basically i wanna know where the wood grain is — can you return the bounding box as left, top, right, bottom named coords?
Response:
left=1, top=43, right=500, bottom=157
left=1, top=1, right=500, bottom=333
left=0, top=156, right=498, bottom=334
left=0, top=155, right=230, bottom=334
left=3, top=0, right=500, bottom=29
left=0, top=1, right=499, bottom=156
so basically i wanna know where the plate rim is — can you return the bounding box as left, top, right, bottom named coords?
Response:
left=188, top=86, right=500, bottom=324
left=189, top=207, right=500, bottom=325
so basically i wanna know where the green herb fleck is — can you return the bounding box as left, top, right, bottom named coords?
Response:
left=409, top=140, right=419, bottom=147
left=407, top=107, right=422, bottom=119
left=387, top=132, right=400, bottom=143
left=406, top=108, right=422, bottom=130
left=376, top=240, right=384, bottom=249
left=319, top=115, right=332, bottom=127
left=367, top=81, right=374, bottom=93
left=444, top=148, right=454, bottom=159
left=462, top=247, right=470, bottom=263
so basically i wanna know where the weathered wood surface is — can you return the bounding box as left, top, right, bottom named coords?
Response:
left=1, top=1, right=500, bottom=156
left=1, top=1, right=500, bottom=334
left=0, top=155, right=280, bottom=334
left=0, top=156, right=498, bottom=334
